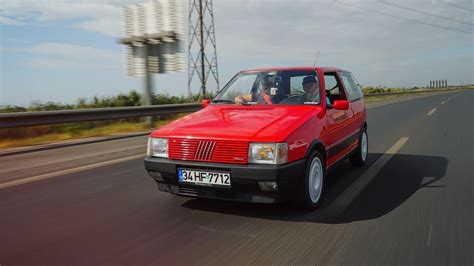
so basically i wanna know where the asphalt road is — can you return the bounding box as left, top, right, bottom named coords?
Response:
left=0, top=91, right=472, bottom=265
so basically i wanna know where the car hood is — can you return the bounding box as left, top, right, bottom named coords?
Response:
left=151, top=105, right=321, bottom=141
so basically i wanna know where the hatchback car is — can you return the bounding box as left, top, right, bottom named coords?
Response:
left=144, top=67, right=368, bottom=209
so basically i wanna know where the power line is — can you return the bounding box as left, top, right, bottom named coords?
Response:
left=379, top=0, right=474, bottom=26
left=440, top=1, right=474, bottom=13
left=335, top=0, right=473, bottom=34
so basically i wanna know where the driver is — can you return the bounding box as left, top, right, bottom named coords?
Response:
left=235, top=76, right=274, bottom=104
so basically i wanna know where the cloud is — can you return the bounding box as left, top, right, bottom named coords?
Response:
left=1, top=0, right=473, bottom=101
left=0, top=15, right=23, bottom=25
left=25, top=58, right=77, bottom=68
left=76, top=17, right=121, bottom=36
left=25, top=42, right=122, bottom=69
left=212, top=0, right=473, bottom=87
left=30, top=42, right=118, bottom=61
left=0, top=0, right=140, bottom=36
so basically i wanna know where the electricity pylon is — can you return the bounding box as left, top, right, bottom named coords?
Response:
left=188, top=0, right=220, bottom=97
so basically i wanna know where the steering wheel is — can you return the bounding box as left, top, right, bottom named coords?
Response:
left=287, top=94, right=303, bottom=99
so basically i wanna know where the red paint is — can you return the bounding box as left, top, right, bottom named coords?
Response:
left=201, top=99, right=211, bottom=108
left=150, top=67, right=366, bottom=169
left=333, top=100, right=349, bottom=110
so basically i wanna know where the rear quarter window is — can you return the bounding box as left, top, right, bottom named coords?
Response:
left=340, top=72, right=363, bottom=101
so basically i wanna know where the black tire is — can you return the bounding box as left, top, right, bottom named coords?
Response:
left=349, top=127, right=368, bottom=166
left=299, top=150, right=325, bottom=210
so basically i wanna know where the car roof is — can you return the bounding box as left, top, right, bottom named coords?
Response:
left=240, top=66, right=349, bottom=73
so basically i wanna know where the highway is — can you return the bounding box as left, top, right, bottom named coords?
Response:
left=0, top=91, right=472, bottom=265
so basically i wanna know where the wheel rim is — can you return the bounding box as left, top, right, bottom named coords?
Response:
left=308, top=157, right=323, bottom=203
left=361, top=131, right=368, bottom=162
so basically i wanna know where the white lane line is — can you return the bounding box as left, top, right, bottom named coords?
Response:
left=427, top=108, right=437, bottom=116
left=427, top=224, right=433, bottom=247
left=441, top=101, right=445, bottom=105
left=328, top=137, right=409, bottom=215
left=197, top=225, right=256, bottom=238
left=0, top=154, right=145, bottom=189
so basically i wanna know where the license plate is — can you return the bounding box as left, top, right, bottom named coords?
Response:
left=177, top=168, right=231, bottom=187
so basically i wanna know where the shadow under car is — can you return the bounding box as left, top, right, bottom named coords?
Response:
left=181, top=153, right=448, bottom=224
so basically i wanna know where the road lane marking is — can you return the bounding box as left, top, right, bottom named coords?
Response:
left=197, top=225, right=256, bottom=238
left=427, top=224, right=433, bottom=247
left=427, top=108, right=437, bottom=116
left=441, top=101, right=445, bottom=105
left=0, top=154, right=145, bottom=189
left=327, top=137, right=409, bottom=216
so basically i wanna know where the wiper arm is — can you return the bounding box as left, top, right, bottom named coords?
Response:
left=212, top=99, right=235, bottom=104
left=212, top=99, right=251, bottom=106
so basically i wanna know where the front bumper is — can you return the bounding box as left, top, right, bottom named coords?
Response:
left=144, top=157, right=306, bottom=203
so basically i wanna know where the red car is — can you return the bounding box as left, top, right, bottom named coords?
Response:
left=144, top=67, right=368, bottom=209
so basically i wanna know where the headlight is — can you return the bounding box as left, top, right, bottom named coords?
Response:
left=248, top=142, right=288, bottom=164
left=147, top=137, right=168, bottom=158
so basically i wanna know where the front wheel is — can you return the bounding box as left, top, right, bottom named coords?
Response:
left=349, top=128, right=368, bottom=166
left=299, top=151, right=325, bottom=210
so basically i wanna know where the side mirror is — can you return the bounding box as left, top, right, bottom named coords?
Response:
left=202, top=99, right=211, bottom=108
left=333, top=100, right=349, bottom=110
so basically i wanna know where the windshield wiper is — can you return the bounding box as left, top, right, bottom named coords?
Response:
left=212, top=99, right=235, bottom=104
left=212, top=99, right=251, bottom=106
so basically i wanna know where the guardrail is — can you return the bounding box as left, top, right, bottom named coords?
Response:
left=0, top=103, right=201, bottom=128
left=362, top=87, right=468, bottom=97
left=1, top=87, right=471, bottom=128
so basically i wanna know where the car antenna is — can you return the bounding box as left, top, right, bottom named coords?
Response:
left=312, top=51, right=320, bottom=67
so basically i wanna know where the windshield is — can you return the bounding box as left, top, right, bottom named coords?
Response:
left=214, top=70, right=320, bottom=105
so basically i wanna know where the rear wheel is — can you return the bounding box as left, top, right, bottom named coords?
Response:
left=299, top=151, right=325, bottom=210
left=349, top=128, right=368, bottom=166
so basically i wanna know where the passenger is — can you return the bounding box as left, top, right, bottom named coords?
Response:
left=235, top=76, right=274, bottom=104
left=301, top=76, right=319, bottom=103
left=280, top=75, right=319, bottom=104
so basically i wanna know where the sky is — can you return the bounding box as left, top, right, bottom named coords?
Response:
left=0, top=0, right=473, bottom=106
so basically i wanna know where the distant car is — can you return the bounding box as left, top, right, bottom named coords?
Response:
left=144, top=67, right=367, bottom=209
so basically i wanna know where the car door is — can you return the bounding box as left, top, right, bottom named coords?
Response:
left=324, top=72, right=355, bottom=165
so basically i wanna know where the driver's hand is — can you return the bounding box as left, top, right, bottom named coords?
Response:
left=234, top=95, right=244, bottom=103
left=235, top=94, right=253, bottom=103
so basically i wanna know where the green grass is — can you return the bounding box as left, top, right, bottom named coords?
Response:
left=364, top=92, right=431, bottom=102
left=0, top=114, right=187, bottom=149
left=363, top=88, right=469, bottom=103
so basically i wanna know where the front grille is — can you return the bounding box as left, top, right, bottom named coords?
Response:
left=194, top=141, right=216, bottom=161
left=168, top=138, right=248, bottom=164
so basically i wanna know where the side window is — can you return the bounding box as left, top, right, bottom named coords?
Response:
left=340, top=72, right=363, bottom=101
left=324, top=73, right=347, bottom=104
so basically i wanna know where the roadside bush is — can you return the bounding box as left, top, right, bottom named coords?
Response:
left=0, top=90, right=217, bottom=114
left=0, top=90, right=217, bottom=145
